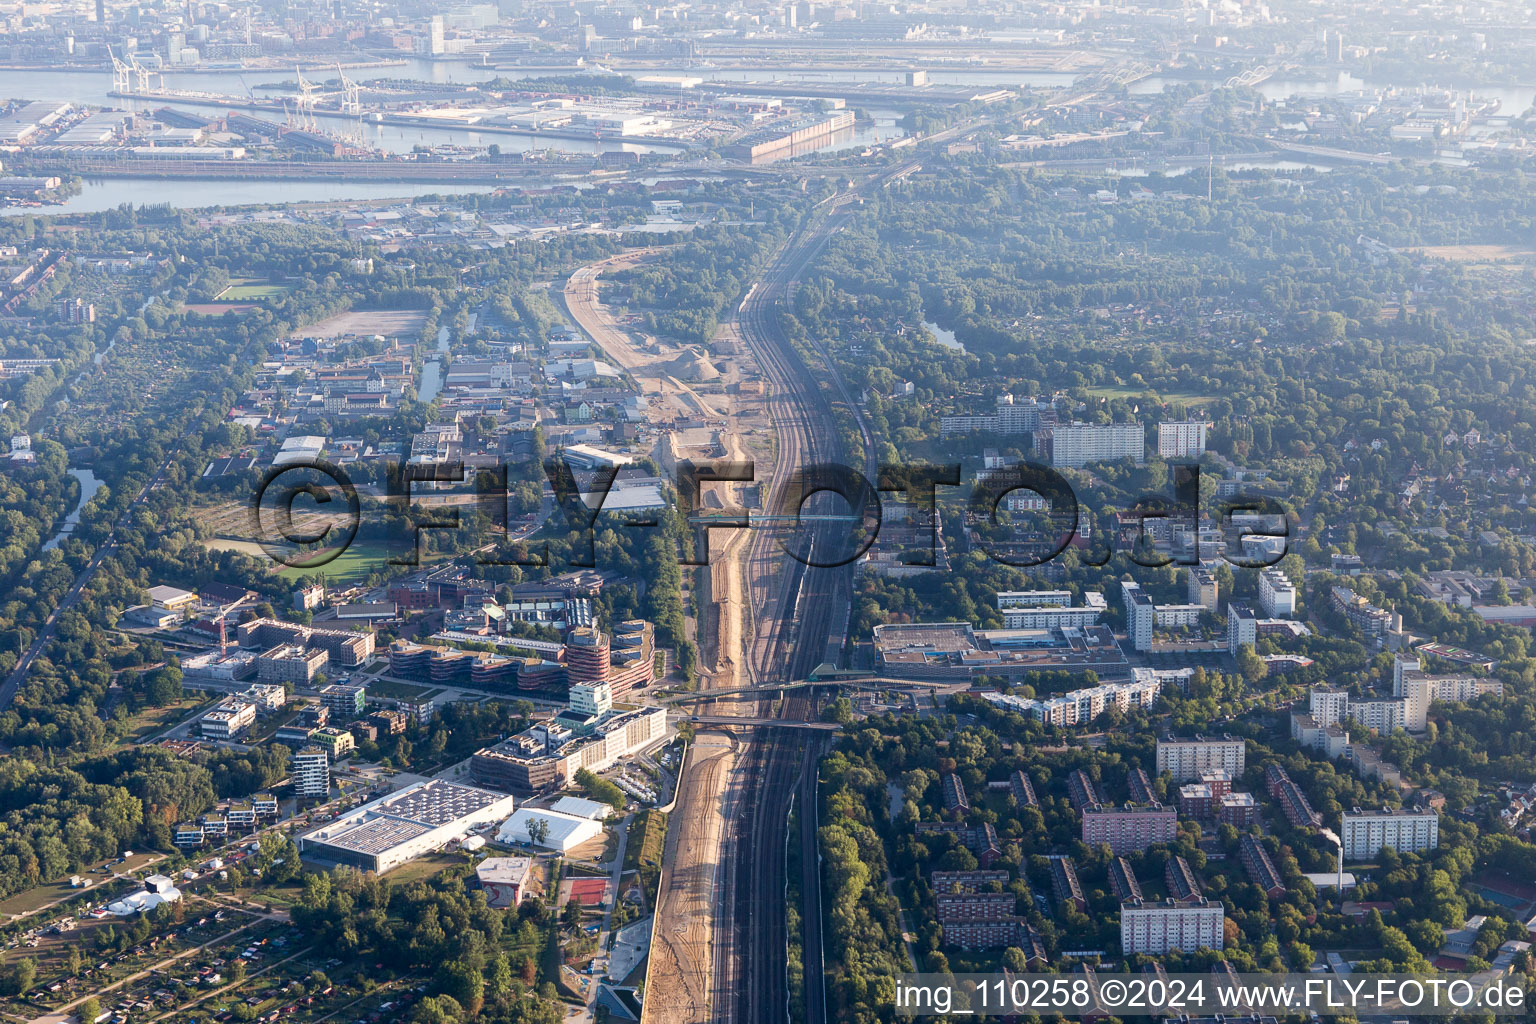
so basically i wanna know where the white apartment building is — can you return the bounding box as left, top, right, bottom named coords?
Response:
left=1044, top=422, right=1145, bottom=469
left=1341, top=808, right=1439, bottom=860
left=1227, top=602, right=1257, bottom=654
left=293, top=746, right=331, bottom=799
left=1156, top=736, right=1246, bottom=782
left=199, top=699, right=256, bottom=740
left=1347, top=697, right=1408, bottom=735
left=997, top=591, right=1108, bottom=630
left=1259, top=568, right=1298, bottom=618
left=981, top=671, right=1162, bottom=726
left=1122, top=581, right=1207, bottom=652
left=1309, top=688, right=1350, bottom=727
left=997, top=590, right=1073, bottom=609
left=1121, top=897, right=1226, bottom=954
left=1157, top=420, right=1209, bottom=460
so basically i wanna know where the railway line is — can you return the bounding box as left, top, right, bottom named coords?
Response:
left=722, top=182, right=885, bottom=1024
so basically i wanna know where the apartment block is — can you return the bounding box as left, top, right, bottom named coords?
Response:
left=1081, top=803, right=1178, bottom=854
left=293, top=745, right=331, bottom=799
left=1165, top=855, right=1202, bottom=900
left=1090, top=858, right=1137, bottom=908
left=1259, top=568, right=1298, bottom=618
left=1047, top=855, right=1086, bottom=912
left=1067, top=769, right=1103, bottom=811
left=1121, top=897, right=1225, bottom=954
left=1340, top=807, right=1439, bottom=860
left=1239, top=835, right=1286, bottom=899
left=1187, top=567, right=1220, bottom=612
left=1042, top=421, right=1145, bottom=468
left=1157, top=420, right=1209, bottom=460
left=1156, top=735, right=1245, bottom=782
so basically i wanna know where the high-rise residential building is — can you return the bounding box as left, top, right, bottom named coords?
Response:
left=1347, top=697, right=1407, bottom=735
left=1156, top=735, right=1245, bottom=782
left=1121, top=897, right=1225, bottom=954
left=1187, top=567, right=1219, bottom=612
left=1310, top=688, right=1350, bottom=727
left=1041, top=422, right=1145, bottom=469
left=1340, top=807, right=1439, bottom=860
left=1227, top=601, right=1257, bottom=654
left=1081, top=803, right=1178, bottom=854
left=1259, top=568, right=1298, bottom=618
left=294, top=745, right=331, bottom=799
left=1157, top=420, right=1209, bottom=460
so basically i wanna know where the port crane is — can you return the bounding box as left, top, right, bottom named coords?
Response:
left=292, top=66, right=319, bottom=132
left=336, top=63, right=364, bottom=147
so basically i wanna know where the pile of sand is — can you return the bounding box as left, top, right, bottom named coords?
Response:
left=662, top=345, right=722, bottom=381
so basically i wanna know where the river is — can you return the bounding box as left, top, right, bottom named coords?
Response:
left=42, top=468, right=104, bottom=552
left=418, top=324, right=451, bottom=404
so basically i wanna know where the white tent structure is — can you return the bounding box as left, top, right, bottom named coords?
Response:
left=497, top=808, right=602, bottom=852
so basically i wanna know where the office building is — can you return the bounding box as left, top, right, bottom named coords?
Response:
left=237, top=617, right=375, bottom=666
left=564, top=627, right=610, bottom=684
left=256, top=644, right=329, bottom=685
left=470, top=706, right=667, bottom=792
left=200, top=699, right=256, bottom=740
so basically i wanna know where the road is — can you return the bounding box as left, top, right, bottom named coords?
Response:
left=0, top=454, right=175, bottom=712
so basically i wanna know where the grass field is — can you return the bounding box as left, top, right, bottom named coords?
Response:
left=1085, top=385, right=1219, bottom=405
left=215, top=280, right=292, bottom=300
left=275, top=538, right=396, bottom=582
left=366, top=679, right=441, bottom=700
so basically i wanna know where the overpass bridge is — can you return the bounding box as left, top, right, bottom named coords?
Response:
left=673, top=714, right=843, bottom=731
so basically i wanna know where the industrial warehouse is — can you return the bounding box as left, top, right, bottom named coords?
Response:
left=297, top=779, right=516, bottom=874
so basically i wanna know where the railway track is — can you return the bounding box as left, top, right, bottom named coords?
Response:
left=722, top=190, right=878, bottom=1024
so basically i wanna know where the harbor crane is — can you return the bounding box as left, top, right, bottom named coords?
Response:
left=293, top=66, right=320, bottom=132
left=336, top=63, right=364, bottom=147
